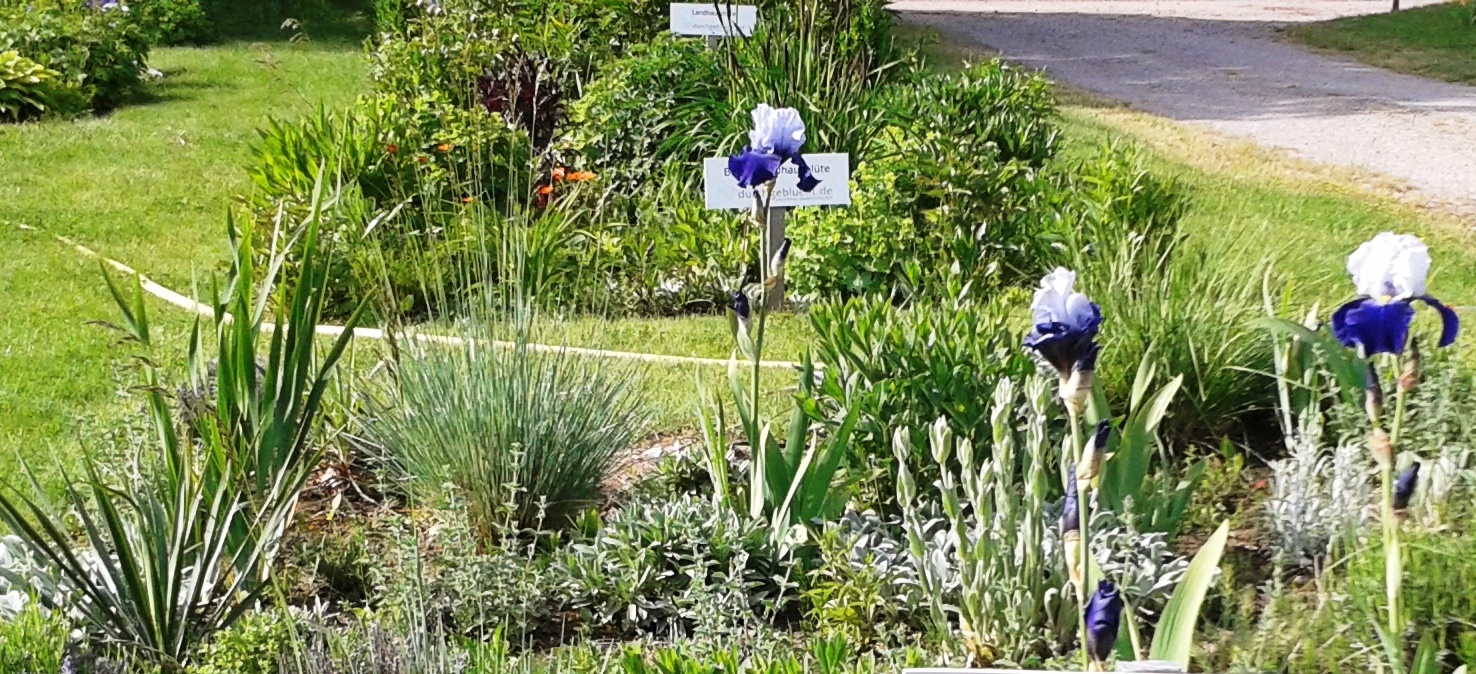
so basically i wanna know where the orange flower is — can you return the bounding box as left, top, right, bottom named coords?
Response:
left=436, top=143, right=452, bottom=153
left=417, top=155, right=428, bottom=164
left=551, top=167, right=567, bottom=181
left=462, top=195, right=475, bottom=204
left=386, top=144, right=399, bottom=154
left=538, top=185, right=553, bottom=195
left=569, top=171, right=596, bottom=182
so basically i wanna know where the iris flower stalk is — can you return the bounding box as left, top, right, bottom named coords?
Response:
left=727, top=105, right=817, bottom=471
left=1332, top=233, right=1456, bottom=653
left=1025, top=267, right=1103, bottom=667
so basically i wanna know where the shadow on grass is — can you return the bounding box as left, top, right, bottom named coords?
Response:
left=205, top=0, right=373, bottom=47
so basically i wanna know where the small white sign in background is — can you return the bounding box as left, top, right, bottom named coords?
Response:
left=670, top=3, right=758, bottom=37
left=703, top=153, right=851, bottom=210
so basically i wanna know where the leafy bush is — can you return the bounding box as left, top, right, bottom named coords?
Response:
left=787, top=73, right=1181, bottom=306
left=247, top=94, right=533, bottom=316
left=808, top=297, right=1035, bottom=504
left=133, top=0, right=213, bottom=45
left=0, top=3, right=149, bottom=114
left=190, top=611, right=298, bottom=674
left=803, top=510, right=933, bottom=645
left=888, top=60, right=1059, bottom=167
left=786, top=130, right=1067, bottom=301
left=0, top=603, right=69, bottom=674
left=556, top=34, right=731, bottom=195
left=0, top=50, right=60, bottom=120
left=366, top=328, right=650, bottom=536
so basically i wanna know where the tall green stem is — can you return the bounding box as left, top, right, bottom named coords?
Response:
left=1384, top=380, right=1409, bottom=646
left=1068, top=406, right=1090, bottom=668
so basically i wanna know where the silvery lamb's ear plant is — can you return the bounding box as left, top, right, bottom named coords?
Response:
left=0, top=180, right=360, bottom=668
left=895, top=378, right=1071, bottom=666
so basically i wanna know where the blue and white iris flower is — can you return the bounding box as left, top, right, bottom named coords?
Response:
left=1332, top=233, right=1459, bottom=357
left=727, top=104, right=820, bottom=192
left=1024, top=268, right=1102, bottom=404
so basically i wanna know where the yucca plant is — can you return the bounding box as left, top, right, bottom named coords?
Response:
left=0, top=180, right=361, bottom=669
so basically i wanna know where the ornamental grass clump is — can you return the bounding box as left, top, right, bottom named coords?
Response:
left=368, top=327, right=650, bottom=537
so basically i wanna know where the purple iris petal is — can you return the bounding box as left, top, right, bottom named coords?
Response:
left=728, top=149, right=781, bottom=189
left=1060, top=465, right=1079, bottom=535
left=1024, top=312, right=1102, bottom=378
left=1332, top=297, right=1416, bottom=356
left=1085, top=581, right=1123, bottom=664
left=791, top=153, right=821, bottom=192
left=1415, top=296, right=1460, bottom=347
left=731, top=290, right=751, bottom=320
left=1393, top=461, right=1420, bottom=510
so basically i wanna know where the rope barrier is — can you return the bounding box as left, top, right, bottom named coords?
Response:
left=17, top=224, right=805, bottom=370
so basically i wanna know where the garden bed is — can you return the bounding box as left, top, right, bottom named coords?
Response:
left=1, top=1, right=1475, bottom=673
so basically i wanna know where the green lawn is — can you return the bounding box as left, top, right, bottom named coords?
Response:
left=1284, top=2, right=1476, bottom=85
left=0, top=31, right=369, bottom=490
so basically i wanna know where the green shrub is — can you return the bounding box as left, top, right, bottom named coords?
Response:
left=0, top=604, right=69, bottom=674
left=189, top=611, right=297, bottom=674
left=0, top=50, right=60, bottom=120
left=366, top=327, right=650, bottom=536
left=133, top=0, right=213, bottom=45
left=808, top=297, right=1036, bottom=505
left=889, top=60, right=1059, bottom=166
left=556, top=34, right=730, bottom=195
left=787, top=129, right=1075, bottom=302
left=247, top=93, right=533, bottom=317
left=0, top=3, right=149, bottom=113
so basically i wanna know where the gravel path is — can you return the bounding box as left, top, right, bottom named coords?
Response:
left=892, top=0, right=1476, bottom=210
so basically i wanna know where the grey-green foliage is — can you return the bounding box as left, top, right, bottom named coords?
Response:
left=561, top=493, right=787, bottom=637
left=370, top=496, right=572, bottom=643
left=1081, top=510, right=1191, bottom=620
left=368, top=327, right=650, bottom=535
left=895, top=377, right=1073, bottom=663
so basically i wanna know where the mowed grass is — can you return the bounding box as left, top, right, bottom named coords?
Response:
left=1283, top=2, right=1476, bottom=85
left=0, top=30, right=369, bottom=491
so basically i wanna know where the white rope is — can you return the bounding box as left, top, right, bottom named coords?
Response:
left=20, top=224, right=805, bottom=370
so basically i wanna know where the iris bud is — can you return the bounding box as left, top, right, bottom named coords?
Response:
left=1076, top=420, right=1111, bottom=493
left=1393, top=461, right=1420, bottom=522
left=1364, top=362, right=1384, bottom=423
left=1370, top=428, right=1394, bottom=468
left=1399, top=338, right=1421, bottom=394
